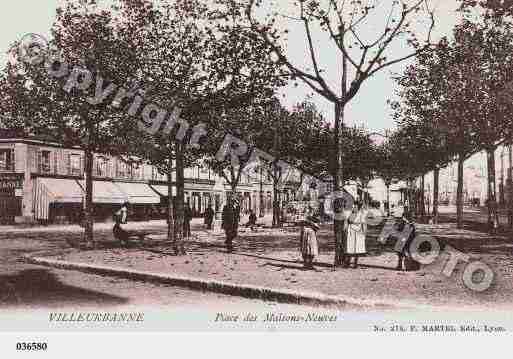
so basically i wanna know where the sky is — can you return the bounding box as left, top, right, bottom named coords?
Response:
left=0, top=0, right=462, bottom=133
left=270, top=0, right=463, bottom=132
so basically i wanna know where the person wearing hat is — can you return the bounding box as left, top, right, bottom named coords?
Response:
left=222, top=199, right=238, bottom=252
left=183, top=202, right=192, bottom=238
left=113, top=201, right=130, bottom=246
left=204, top=204, right=215, bottom=230
left=299, top=216, right=320, bottom=269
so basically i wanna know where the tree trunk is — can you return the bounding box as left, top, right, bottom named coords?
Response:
left=259, top=166, right=264, bottom=217
left=333, top=45, right=348, bottom=268
left=508, top=142, right=513, bottom=229
left=278, top=190, right=283, bottom=226
left=82, top=147, right=94, bottom=248
left=486, top=147, right=499, bottom=234
left=174, top=141, right=185, bottom=255
left=410, top=179, right=417, bottom=218
left=230, top=182, right=240, bottom=234
left=405, top=180, right=412, bottom=216
left=272, top=178, right=281, bottom=228
left=456, top=155, right=464, bottom=229
left=420, top=174, right=426, bottom=218
left=271, top=107, right=282, bottom=228
left=424, top=187, right=431, bottom=217
left=167, top=159, right=175, bottom=243
left=333, top=101, right=347, bottom=267
left=386, top=183, right=391, bottom=217
left=433, top=167, right=440, bottom=224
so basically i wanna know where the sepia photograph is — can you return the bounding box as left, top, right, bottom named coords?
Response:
left=0, top=0, right=511, bottom=356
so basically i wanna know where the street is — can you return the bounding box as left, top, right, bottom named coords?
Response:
left=2, top=207, right=513, bottom=311
left=0, top=220, right=313, bottom=310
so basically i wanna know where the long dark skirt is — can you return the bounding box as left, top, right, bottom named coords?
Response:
left=113, top=223, right=129, bottom=242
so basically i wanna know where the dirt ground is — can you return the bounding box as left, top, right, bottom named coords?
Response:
left=0, top=220, right=330, bottom=311
left=45, top=220, right=513, bottom=310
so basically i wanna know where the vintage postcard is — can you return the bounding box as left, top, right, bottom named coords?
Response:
left=0, top=0, right=511, bottom=356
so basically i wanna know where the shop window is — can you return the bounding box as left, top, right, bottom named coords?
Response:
left=200, top=166, right=209, bottom=179
left=69, top=154, right=82, bottom=176
left=96, top=156, right=109, bottom=177
left=39, top=150, right=52, bottom=173
left=116, top=160, right=129, bottom=178
left=152, top=167, right=165, bottom=181
left=130, top=163, right=141, bottom=179
left=0, top=149, right=14, bottom=171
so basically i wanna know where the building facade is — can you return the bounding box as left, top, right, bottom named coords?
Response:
left=0, top=134, right=287, bottom=224
left=0, top=132, right=329, bottom=224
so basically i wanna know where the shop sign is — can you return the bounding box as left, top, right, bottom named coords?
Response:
left=0, top=173, right=24, bottom=190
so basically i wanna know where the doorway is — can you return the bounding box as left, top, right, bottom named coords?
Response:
left=0, top=188, right=21, bottom=224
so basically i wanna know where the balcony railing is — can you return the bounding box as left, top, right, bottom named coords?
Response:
left=0, top=163, right=15, bottom=172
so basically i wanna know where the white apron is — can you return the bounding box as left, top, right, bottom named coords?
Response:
left=346, top=210, right=367, bottom=255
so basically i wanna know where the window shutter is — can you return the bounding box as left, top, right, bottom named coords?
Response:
left=28, top=148, right=35, bottom=172
left=53, top=151, right=58, bottom=174
left=107, top=158, right=112, bottom=178
left=37, top=151, right=42, bottom=173
left=66, top=153, right=71, bottom=175
left=10, top=148, right=15, bottom=171
left=80, top=156, right=84, bottom=176
left=93, top=156, right=97, bottom=177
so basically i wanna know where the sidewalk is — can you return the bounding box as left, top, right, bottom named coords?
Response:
left=0, top=214, right=275, bottom=233
left=27, top=222, right=513, bottom=310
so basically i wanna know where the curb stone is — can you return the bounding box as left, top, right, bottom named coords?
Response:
left=23, top=254, right=407, bottom=310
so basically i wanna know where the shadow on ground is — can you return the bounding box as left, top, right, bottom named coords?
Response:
left=0, top=269, right=128, bottom=308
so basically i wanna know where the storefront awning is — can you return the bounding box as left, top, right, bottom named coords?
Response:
left=37, top=178, right=84, bottom=203
left=34, top=178, right=84, bottom=220
left=78, top=180, right=128, bottom=204
left=115, top=182, right=160, bottom=204
left=150, top=184, right=176, bottom=197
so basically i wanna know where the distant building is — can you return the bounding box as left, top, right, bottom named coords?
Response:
left=421, top=143, right=512, bottom=207
left=0, top=132, right=328, bottom=224
left=0, top=134, right=267, bottom=224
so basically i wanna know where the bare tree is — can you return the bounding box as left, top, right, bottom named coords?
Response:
left=241, top=0, right=435, bottom=266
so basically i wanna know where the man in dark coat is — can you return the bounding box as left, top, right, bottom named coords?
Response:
left=233, top=200, right=241, bottom=225
left=245, top=210, right=257, bottom=231
left=222, top=201, right=238, bottom=252
left=183, top=203, right=192, bottom=238
left=204, top=205, right=215, bottom=230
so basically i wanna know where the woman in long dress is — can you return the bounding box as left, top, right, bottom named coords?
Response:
left=345, top=201, right=367, bottom=268
left=299, top=216, right=320, bottom=269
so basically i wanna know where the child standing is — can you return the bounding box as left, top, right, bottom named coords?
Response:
left=299, top=216, right=320, bottom=269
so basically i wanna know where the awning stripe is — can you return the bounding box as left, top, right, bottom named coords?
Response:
left=78, top=180, right=128, bottom=204
left=150, top=184, right=176, bottom=197
left=114, top=182, right=160, bottom=204
left=34, top=178, right=84, bottom=220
